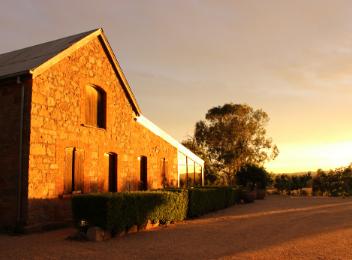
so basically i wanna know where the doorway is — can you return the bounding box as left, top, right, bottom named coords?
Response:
left=104, top=153, right=117, bottom=192
left=140, top=156, right=147, bottom=190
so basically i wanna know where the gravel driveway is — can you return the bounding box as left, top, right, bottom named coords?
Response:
left=1, top=195, right=352, bottom=260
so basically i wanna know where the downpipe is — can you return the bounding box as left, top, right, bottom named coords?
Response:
left=17, top=76, right=25, bottom=222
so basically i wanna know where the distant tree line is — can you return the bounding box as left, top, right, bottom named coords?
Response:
left=311, top=164, right=352, bottom=197
left=273, top=172, right=312, bottom=195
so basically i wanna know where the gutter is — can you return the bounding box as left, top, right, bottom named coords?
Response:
left=17, top=76, right=25, bottom=222
left=0, top=71, right=28, bottom=81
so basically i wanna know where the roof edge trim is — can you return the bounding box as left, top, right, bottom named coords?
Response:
left=98, top=32, right=141, bottom=115
left=30, top=29, right=102, bottom=77
left=136, top=115, right=204, bottom=165
left=0, top=71, right=30, bottom=80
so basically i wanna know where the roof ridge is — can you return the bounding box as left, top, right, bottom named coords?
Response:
left=0, top=29, right=100, bottom=78
left=0, top=29, right=99, bottom=57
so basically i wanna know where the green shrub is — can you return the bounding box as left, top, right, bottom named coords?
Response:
left=236, top=163, right=271, bottom=190
left=187, top=188, right=224, bottom=217
left=72, top=186, right=243, bottom=233
left=187, top=186, right=243, bottom=217
left=267, top=189, right=281, bottom=195
left=227, top=185, right=243, bottom=205
left=71, top=190, right=188, bottom=234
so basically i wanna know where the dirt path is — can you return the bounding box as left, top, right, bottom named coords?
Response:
left=1, top=195, right=352, bottom=260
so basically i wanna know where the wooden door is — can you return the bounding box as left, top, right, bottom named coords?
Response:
left=74, top=148, right=84, bottom=193
left=160, top=158, right=169, bottom=188
left=105, top=153, right=117, bottom=192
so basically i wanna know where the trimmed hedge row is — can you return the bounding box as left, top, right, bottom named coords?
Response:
left=166, top=185, right=243, bottom=217
left=72, top=190, right=188, bottom=234
left=71, top=186, right=242, bottom=233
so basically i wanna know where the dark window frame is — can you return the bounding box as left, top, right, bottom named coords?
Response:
left=85, top=85, right=106, bottom=129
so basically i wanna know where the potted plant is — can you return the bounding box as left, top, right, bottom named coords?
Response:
left=236, top=163, right=271, bottom=202
left=241, top=182, right=257, bottom=203
left=255, top=182, right=266, bottom=200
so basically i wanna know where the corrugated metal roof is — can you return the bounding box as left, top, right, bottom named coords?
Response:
left=0, top=29, right=98, bottom=78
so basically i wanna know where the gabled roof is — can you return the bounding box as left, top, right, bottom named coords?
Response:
left=0, top=28, right=141, bottom=115
left=0, top=29, right=96, bottom=78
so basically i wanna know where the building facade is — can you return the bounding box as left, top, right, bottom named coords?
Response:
left=0, top=29, right=203, bottom=231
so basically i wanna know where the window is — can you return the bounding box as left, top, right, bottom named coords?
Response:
left=178, top=152, right=203, bottom=187
left=104, top=153, right=117, bottom=192
left=179, top=153, right=187, bottom=188
left=64, top=148, right=84, bottom=194
left=187, top=158, right=195, bottom=187
left=85, top=85, right=105, bottom=128
left=195, top=163, right=202, bottom=186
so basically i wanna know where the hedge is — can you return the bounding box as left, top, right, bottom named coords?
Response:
left=71, top=190, right=188, bottom=234
left=71, top=186, right=243, bottom=233
left=165, top=185, right=243, bottom=218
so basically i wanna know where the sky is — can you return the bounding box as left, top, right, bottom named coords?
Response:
left=1, top=0, right=352, bottom=173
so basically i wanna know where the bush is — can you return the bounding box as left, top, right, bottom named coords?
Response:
left=186, top=186, right=243, bottom=218
left=71, top=190, right=188, bottom=234
left=236, top=163, right=271, bottom=190
left=72, top=186, right=243, bottom=233
left=187, top=188, right=225, bottom=217
left=161, top=186, right=243, bottom=218
left=267, top=189, right=281, bottom=195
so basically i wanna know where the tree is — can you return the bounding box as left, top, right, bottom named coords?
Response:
left=274, top=174, right=291, bottom=194
left=189, top=103, right=279, bottom=184
left=312, top=164, right=352, bottom=197
left=236, top=163, right=271, bottom=190
left=312, top=169, right=327, bottom=196
left=297, top=172, right=312, bottom=194
left=274, top=173, right=312, bottom=195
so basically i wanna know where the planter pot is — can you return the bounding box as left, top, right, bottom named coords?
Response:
left=256, top=189, right=267, bottom=200
left=242, top=191, right=257, bottom=203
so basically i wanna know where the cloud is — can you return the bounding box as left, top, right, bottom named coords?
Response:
left=263, top=45, right=352, bottom=94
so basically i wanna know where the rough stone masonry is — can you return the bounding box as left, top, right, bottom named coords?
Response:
left=0, top=35, right=179, bottom=230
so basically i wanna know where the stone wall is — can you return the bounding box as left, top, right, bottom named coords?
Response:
left=0, top=78, right=31, bottom=226
left=26, top=36, right=178, bottom=226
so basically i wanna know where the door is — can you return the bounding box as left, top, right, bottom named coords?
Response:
left=140, top=156, right=147, bottom=190
left=105, top=153, right=117, bottom=192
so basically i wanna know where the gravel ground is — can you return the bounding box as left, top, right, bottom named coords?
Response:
left=1, top=195, right=352, bottom=260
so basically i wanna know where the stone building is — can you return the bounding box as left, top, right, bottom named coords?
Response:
left=0, top=28, right=203, bottom=232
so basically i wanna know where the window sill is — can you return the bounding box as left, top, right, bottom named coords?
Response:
left=59, top=192, right=85, bottom=199
left=59, top=194, right=72, bottom=199
left=80, top=124, right=106, bottom=131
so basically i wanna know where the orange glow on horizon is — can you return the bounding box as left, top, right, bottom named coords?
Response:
left=265, top=142, right=352, bottom=174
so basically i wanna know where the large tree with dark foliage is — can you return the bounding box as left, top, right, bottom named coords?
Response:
left=184, top=103, right=279, bottom=184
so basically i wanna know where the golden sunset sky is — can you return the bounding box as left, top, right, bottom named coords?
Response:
left=1, top=0, right=352, bottom=173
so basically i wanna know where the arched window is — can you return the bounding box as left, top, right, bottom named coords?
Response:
left=85, top=85, right=105, bottom=128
